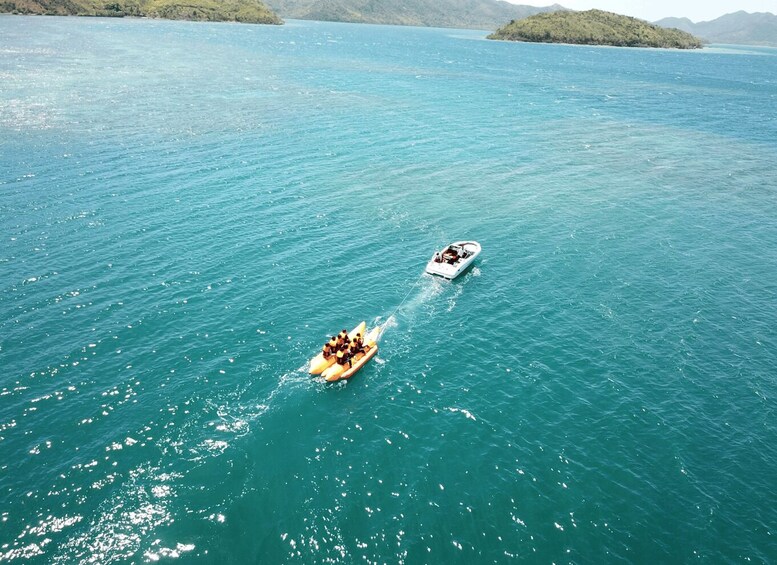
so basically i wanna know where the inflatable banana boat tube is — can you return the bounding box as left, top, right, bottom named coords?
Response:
left=309, top=321, right=366, bottom=375
left=322, top=326, right=380, bottom=382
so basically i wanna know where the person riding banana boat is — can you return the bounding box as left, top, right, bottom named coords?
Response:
left=320, top=326, right=381, bottom=382
left=349, top=339, right=361, bottom=361
left=309, top=322, right=379, bottom=380
left=309, top=322, right=366, bottom=374
left=321, top=336, right=337, bottom=360
left=336, top=346, right=348, bottom=367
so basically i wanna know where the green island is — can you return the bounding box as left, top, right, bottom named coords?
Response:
left=488, top=9, right=704, bottom=49
left=1, top=0, right=283, bottom=24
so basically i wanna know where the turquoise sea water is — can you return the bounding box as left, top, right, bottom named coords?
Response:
left=2, top=15, right=777, bottom=563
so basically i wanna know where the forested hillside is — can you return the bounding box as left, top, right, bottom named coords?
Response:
left=263, top=0, right=566, bottom=30
left=1, top=0, right=283, bottom=24
left=489, top=9, right=703, bottom=49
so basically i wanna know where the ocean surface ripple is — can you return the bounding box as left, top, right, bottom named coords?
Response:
left=1, top=16, right=776, bottom=564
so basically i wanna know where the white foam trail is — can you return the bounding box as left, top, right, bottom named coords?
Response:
left=377, top=315, right=397, bottom=340
left=447, top=284, right=463, bottom=312
left=376, top=275, right=449, bottom=340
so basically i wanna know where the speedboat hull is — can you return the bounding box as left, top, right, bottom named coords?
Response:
left=425, top=241, right=481, bottom=279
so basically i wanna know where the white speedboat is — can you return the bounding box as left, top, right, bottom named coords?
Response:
left=425, top=241, right=481, bottom=279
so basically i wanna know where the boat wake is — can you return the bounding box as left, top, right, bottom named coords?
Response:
left=374, top=274, right=453, bottom=341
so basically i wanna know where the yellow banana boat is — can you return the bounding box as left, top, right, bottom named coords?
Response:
left=309, top=321, right=366, bottom=375
left=323, top=326, right=381, bottom=382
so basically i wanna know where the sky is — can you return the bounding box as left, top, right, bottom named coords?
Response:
left=508, top=1, right=777, bottom=22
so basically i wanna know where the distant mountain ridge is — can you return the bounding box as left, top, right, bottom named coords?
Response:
left=0, top=0, right=283, bottom=24
left=655, top=11, right=777, bottom=46
left=263, top=0, right=567, bottom=30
